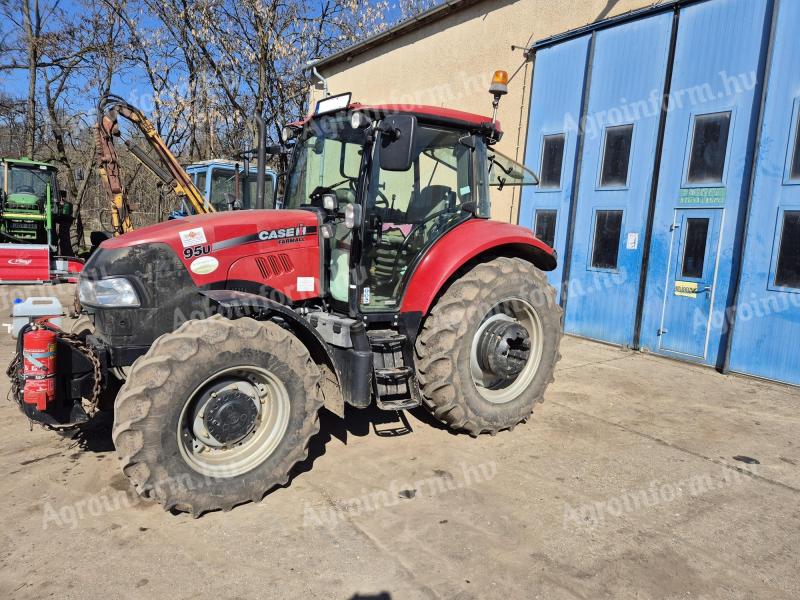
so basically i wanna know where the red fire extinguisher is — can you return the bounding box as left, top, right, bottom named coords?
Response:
left=22, top=327, right=58, bottom=410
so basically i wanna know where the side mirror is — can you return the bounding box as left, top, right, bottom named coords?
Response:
left=379, top=115, right=417, bottom=172
left=59, top=190, right=67, bottom=203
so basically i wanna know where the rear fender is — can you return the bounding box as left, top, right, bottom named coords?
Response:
left=399, top=219, right=556, bottom=315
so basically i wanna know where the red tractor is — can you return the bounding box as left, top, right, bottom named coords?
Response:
left=11, top=79, right=562, bottom=515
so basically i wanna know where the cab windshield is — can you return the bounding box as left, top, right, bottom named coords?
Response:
left=8, top=165, right=57, bottom=198
left=208, top=169, right=274, bottom=211
left=284, top=114, right=365, bottom=209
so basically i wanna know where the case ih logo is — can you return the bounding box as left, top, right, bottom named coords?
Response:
left=258, top=225, right=308, bottom=241
left=8, top=258, right=32, bottom=266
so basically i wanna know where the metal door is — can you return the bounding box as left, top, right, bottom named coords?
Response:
left=563, top=13, right=672, bottom=345
left=639, top=0, right=769, bottom=366
left=658, top=208, right=723, bottom=357
left=728, top=0, right=800, bottom=385
left=520, top=35, right=591, bottom=299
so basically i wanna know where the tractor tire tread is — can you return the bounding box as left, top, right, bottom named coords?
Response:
left=111, top=316, right=322, bottom=516
left=414, top=257, right=562, bottom=436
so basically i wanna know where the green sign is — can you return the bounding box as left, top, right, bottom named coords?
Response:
left=679, top=187, right=726, bottom=206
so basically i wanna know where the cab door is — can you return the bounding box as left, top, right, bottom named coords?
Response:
left=359, top=124, right=474, bottom=313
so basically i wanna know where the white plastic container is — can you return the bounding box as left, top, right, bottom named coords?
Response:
left=11, top=296, right=63, bottom=339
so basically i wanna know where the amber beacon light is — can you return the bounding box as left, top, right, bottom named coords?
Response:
left=489, top=70, right=509, bottom=123
left=489, top=70, right=509, bottom=96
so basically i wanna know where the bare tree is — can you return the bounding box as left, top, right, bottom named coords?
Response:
left=21, top=0, right=41, bottom=155
left=0, top=0, right=429, bottom=239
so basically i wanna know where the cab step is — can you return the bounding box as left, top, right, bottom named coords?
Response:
left=376, top=396, right=420, bottom=411
left=369, top=330, right=420, bottom=411
left=369, top=333, right=407, bottom=346
left=374, top=366, right=413, bottom=380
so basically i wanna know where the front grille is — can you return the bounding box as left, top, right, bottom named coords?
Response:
left=11, top=222, right=38, bottom=230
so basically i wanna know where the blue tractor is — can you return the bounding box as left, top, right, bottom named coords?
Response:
left=185, top=160, right=277, bottom=212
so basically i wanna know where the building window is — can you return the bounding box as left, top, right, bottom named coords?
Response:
left=791, top=117, right=800, bottom=181
left=775, top=211, right=800, bottom=289
left=681, top=217, right=710, bottom=279
left=534, top=209, right=557, bottom=248
left=599, top=124, right=633, bottom=188
left=687, top=112, right=731, bottom=184
left=539, top=134, right=566, bottom=189
left=591, top=209, right=623, bottom=269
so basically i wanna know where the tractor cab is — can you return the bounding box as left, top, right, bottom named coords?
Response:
left=0, top=158, right=66, bottom=244
left=185, top=160, right=278, bottom=212
left=279, top=92, right=538, bottom=317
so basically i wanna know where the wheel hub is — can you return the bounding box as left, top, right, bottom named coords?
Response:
left=477, top=319, right=531, bottom=380
left=203, top=389, right=259, bottom=445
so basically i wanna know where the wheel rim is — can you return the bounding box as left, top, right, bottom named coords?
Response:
left=177, top=366, right=291, bottom=478
left=469, top=298, right=544, bottom=404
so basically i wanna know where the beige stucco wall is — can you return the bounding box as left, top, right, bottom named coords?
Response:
left=314, top=0, right=653, bottom=222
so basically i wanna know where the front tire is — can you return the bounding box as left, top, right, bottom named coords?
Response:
left=415, top=257, right=562, bottom=436
left=111, top=315, right=322, bottom=515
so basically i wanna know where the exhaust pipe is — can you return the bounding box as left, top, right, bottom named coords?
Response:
left=254, top=114, right=267, bottom=210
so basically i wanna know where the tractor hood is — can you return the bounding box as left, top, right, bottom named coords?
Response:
left=101, top=209, right=319, bottom=252
left=92, top=208, right=322, bottom=302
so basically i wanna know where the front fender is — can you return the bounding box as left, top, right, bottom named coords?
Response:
left=199, top=289, right=345, bottom=416
left=399, top=219, right=556, bottom=315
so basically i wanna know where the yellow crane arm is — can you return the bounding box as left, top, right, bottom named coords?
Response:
left=95, top=94, right=213, bottom=235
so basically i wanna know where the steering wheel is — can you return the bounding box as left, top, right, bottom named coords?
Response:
left=374, top=189, right=389, bottom=208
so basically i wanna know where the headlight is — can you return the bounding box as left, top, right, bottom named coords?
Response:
left=78, top=277, right=140, bottom=307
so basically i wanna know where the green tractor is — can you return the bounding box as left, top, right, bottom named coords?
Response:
left=0, top=157, right=73, bottom=253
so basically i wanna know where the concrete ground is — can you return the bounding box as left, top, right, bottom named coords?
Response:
left=0, top=285, right=798, bottom=599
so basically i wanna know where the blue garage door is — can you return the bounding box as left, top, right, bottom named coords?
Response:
left=563, top=14, right=672, bottom=346
left=728, top=0, right=800, bottom=385
left=639, top=0, right=769, bottom=366
left=519, top=36, right=591, bottom=299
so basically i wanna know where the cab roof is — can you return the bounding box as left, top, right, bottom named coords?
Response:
left=184, top=159, right=276, bottom=173
left=292, top=102, right=502, bottom=138
left=1, top=156, right=56, bottom=169
left=355, top=103, right=502, bottom=135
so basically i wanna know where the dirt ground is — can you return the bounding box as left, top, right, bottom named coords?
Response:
left=0, top=284, right=798, bottom=599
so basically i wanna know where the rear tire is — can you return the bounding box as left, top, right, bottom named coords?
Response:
left=415, top=257, right=562, bottom=436
left=111, top=315, right=322, bottom=516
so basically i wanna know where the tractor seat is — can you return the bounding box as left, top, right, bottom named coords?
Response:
left=370, top=186, right=457, bottom=290
left=404, top=185, right=454, bottom=224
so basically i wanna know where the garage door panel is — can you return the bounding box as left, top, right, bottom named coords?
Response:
left=729, top=0, right=800, bottom=385
left=563, top=12, right=673, bottom=346
left=639, top=0, right=769, bottom=367
left=520, top=35, right=590, bottom=299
